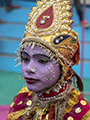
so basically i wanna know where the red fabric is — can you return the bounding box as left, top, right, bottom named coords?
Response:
left=63, top=94, right=90, bottom=120
left=9, top=92, right=32, bottom=113
left=8, top=91, right=90, bottom=120
left=36, top=6, right=53, bottom=28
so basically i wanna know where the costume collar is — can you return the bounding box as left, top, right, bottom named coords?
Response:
left=37, top=81, right=68, bottom=100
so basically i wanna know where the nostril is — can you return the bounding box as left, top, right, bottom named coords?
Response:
left=26, top=68, right=37, bottom=74
left=30, top=68, right=37, bottom=74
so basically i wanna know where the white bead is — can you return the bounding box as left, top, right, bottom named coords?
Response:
left=55, top=39, right=60, bottom=43
left=40, top=19, right=45, bottom=24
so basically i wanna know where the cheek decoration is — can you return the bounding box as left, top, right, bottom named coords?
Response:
left=42, top=63, right=55, bottom=80
left=42, top=70, right=55, bottom=80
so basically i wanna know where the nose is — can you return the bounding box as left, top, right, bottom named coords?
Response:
left=26, top=58, right=37, bottom=74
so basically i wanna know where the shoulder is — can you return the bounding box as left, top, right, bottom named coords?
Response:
left=7, top=87, right=34, bottom=120
left=9, top=86, right=34, bottom=113
left=64, top=89, right=90, bottom=120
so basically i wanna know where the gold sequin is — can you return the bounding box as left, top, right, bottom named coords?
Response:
left=17, top=101, right=22, bottom=105
left=46, top=114, right=49, bottom=119
left=28, top=91, right=33, bottom=96
left=45, top=91, right=50, bottom=94
left=75, top=107, right=81, bottom=113
left=60, top=36, right=63, bottom=40
left=80, top=100, right=87, bottom=106
left=26, top=100, right=32, bottom=106
left=67, top=116, right=73, bottom=120
left=10, top=102, right=14, bottom=107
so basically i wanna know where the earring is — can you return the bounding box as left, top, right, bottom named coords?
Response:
left=30, top=68, right=37, bottom=74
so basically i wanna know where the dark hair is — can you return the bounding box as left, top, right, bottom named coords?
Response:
left=59, top=64, right=62, bottom=80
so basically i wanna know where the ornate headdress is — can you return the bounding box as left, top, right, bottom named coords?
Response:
left=19, top=0, right=83, bottom=91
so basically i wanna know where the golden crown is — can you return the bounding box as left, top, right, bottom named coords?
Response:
left=21, top=0, right=80, bottom=68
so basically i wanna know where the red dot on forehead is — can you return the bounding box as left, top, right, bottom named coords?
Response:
left=36, top=6, right=53, bottom=28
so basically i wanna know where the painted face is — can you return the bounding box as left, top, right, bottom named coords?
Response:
left=21, top=44, right=60, bottom=92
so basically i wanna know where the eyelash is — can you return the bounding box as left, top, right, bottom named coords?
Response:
left=21, top=56, right=30, bottom=62
left=38, top=58, right=49, bottom=64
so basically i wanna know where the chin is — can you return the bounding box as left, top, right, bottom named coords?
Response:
left=26, top=83, right=53, bottom=92
left=27, top=85, right=40, bottom=92
left=27, top=86, right=44, bottom=92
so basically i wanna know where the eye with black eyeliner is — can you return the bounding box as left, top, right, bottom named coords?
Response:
left=22, top=56, right=30, bottom=62
left=38, top=58, right=49, bottom=64
left=21, top=52, right=30, bottom=63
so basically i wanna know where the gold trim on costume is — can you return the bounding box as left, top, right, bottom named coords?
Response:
left=81, top=110, right=90, bottom=120
left=18, top=86, right=34, bottom=95
left=33, top=107, right=46, bottom=120
left=10, top=102, right=14, bottom=107
left=17, top=101, right=22, bottom=105
left=7, top=108, right=27, bottom=120
left=18, top=86, right=29, bottom=94
left=64, top=89, right=80, bottom=115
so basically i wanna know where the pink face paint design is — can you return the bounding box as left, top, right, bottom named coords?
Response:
left=21, top=44, right=60, bottom=92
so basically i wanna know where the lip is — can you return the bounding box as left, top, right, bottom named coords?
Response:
left=25, top=77, right=39, bottom=84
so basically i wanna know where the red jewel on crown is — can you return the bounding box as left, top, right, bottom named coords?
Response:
left=36, top=6, right=53, bottom=28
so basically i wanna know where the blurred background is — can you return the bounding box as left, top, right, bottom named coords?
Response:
left=0, top=0, right=90, bottom=119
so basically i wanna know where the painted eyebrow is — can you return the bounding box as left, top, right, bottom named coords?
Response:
left=21, top=51, right=50, bottom=59
left=33, top=54, right=50, bottom=59
left=21, top=51, right=29, bottom=56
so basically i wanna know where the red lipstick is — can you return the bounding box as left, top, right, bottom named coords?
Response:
left=25, top=78, right=39, bottom=84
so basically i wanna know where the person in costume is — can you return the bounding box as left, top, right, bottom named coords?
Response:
left=7, top=0, right=90, bottom=120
